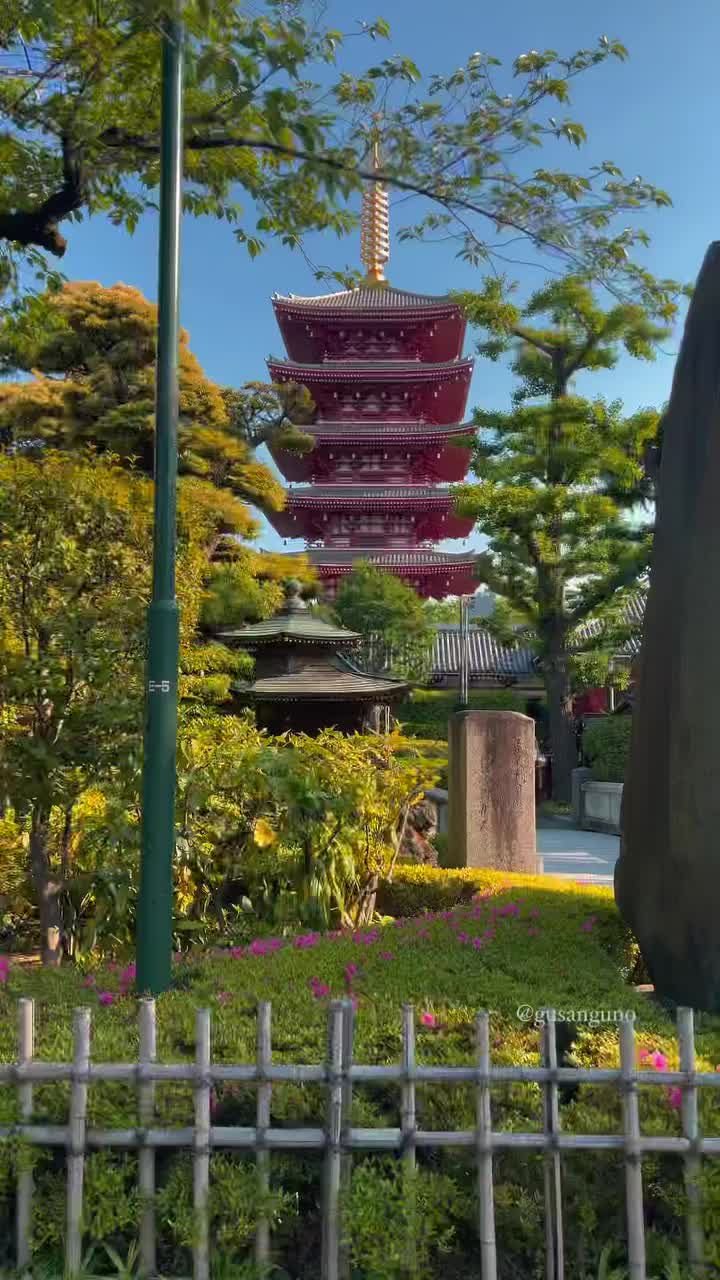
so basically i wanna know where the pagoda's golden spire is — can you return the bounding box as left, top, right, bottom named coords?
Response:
left=360, top=123, right=390, bottom=285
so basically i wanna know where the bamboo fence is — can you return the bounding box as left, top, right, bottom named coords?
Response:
left=1, top=998, right=717, bottom=1279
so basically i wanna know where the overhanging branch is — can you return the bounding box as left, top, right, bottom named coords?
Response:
left=0, top=136, right=85, bottom=258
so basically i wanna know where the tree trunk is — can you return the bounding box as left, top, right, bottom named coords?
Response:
left=544, top=655, right=577, bottom=804
left=29, top=810, right=63, bottom=967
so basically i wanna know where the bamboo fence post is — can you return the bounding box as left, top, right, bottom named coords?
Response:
left=339, top=998, right=355, bottom=1280
left=138, top=998, right=157, bottom=1277
left=16, top=997, right=34, bottom=1274
left=476, top=1011, right=497, bottom=1280
left=66, top=1007, right=91, bottom=1277
left=541, top=1013, right=564, bottom=1280
left=255, top=1001, right=272, bottom=1273
left=193, top=1008, right=211, bottom=1280
left=401, top=1004, right=418, bottom=1276
left=620, top=1016, right=646, bottom=1280
left=321, top=1001, right=344, bottom=1280
left=678, top=1007, right=704, bottom=1274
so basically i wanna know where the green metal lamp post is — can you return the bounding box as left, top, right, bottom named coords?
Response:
left=137, top=14, right=184, bottom=995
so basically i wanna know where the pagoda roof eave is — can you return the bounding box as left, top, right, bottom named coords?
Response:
left=271, top=286, right=460, bottom=318
left=216, top=619, right=359, bottom=647
left=281, top=421, right=475, bottom=441
left=282, top=485, right=461, bottom=506
left=232, top=654, right=408, bottom=702
left=267, top=357, right=473, bottom=381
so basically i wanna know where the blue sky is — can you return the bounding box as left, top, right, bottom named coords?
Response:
left=58, top=0, right=717, bottom=559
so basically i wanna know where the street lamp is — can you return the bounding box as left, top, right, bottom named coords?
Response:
left=137, top=14, right=184, bottom=996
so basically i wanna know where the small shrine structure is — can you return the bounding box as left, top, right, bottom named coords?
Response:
left=265, top=133, right=477, bottom=599
left=218, top=581, right=408, bottom=735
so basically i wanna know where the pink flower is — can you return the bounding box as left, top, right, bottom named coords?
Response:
left=379, top=952, right=395, bottom=961
left=639, top=1048, right=650, bottom=1063
left=249, top=939, right=271, bottom=957
left=651, top=1051, right=668, bottom=1071
left=229, top=947, right=244, bottom=959
left=98, top=992, right=115, bottom=1007
left=529, top=909, right=540, bottom=919
left=667, top=1087, right=682, bottom=1109
left=217, top=991, right=232, bottom=1006
left=581, top=917, right=597, bottom=932
left=420, top=1011, right=436, bottom=1028
left=0, top=956, right=9, bottom=985
left=457, top=932, right=469, bottom=944
left=483, top=929, right=496, bottom=941
left=311, top=982, right=331, bottom=1000
left=472, top=938, right=485, bottom=950
left=81, top=975, right=96, bottom=989
left=344, top=963, right=359, bottom=982
left=294, top=933, right=320, bottom=950
left=107, top=962, right=118, bottom=972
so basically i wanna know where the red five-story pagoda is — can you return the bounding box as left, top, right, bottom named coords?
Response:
left=266, top=137, right=477, bottom=599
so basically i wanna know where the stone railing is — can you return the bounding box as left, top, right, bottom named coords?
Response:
left=572, top=767, right=623, bottom=834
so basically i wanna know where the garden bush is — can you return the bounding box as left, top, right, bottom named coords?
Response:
left=1, top=718, right=438, bottom=961
left=398, top=688, right=524, bottom=742
left=583, top=716, right=633, bottom=783
left=1, top=875, right=717, bottom=1277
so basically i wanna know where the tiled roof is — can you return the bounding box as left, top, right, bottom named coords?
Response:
left=296, top=548, right=477, bottom=568
left=272, top=286, right=458, bottom=313
left=297, top=420, right=475, bottom=438
left=233, top=655, right=408, bottom=701
left=267, top=357, right=473, bottom=377
left=431, top=624, right=537, bottom=680
left=572, top=593, right=645, bottom=658
left=287, top=485, right=453, bottom=502
left=218, top=614, right=357, bottom=647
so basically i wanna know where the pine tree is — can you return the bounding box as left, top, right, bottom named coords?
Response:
left=456, top=276, right=665, bottom=800
left=0, top=280, right=316, bottom=634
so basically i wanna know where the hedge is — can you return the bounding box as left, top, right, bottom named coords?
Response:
left=398, top=688, right=525, bottom=741
left=583, top=715, right=633, bottom=783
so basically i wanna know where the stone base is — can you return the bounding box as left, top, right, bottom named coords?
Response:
left=446, top=711, right=537, bottom=872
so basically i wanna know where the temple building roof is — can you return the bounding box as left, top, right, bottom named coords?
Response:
left=234, top=653, right=407, bottom=703
left=281, top=419, right=475, bottom=439
left=295, top=548, right=478, bottom=568
left=286, top=484, right=458, bottom=503
left=268, top=356, right=473, bottom=378
left=217, top=581, right=358, bottom=649
left=272, top=285, right=460, bottom=315
left=432, top=624, right=537, bottom=682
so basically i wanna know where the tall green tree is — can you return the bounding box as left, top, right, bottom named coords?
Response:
left=332, top=563, right=433, bottom=682
left=0, top=3, right=681, bottom=314
left=456, top=276, right=664, bottom=800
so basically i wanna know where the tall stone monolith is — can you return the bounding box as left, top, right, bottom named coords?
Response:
left=446, top=711, right=537, bottom=872
left=615, top=242, right=720, bottom=1010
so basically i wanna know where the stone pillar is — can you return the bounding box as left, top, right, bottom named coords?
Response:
left=446, top=711, right=537, bottom=872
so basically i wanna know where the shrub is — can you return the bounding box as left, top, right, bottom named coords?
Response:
left=583, top=716, right=633, bottom=783
left=399, top=688, right=526, bottom=741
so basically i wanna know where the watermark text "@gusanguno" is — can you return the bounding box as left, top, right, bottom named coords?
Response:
left=516, top=1005, right=636, bottom=1028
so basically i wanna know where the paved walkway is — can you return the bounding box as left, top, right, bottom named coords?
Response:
left=537, top=821, right=619, bottom=888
